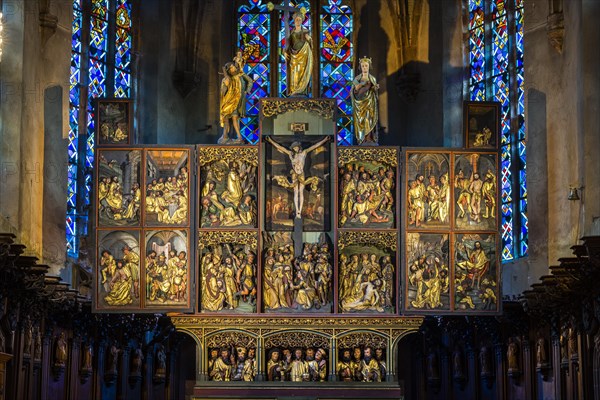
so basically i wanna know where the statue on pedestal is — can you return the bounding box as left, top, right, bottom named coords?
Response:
left=351, top=57, right=379, bottom=145
left=285, top=9, right=312, bottom=96
left=219, top=62, right=253, bottom=144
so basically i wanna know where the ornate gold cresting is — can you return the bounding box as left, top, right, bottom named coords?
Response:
left=261, top=98, right=336, bottom=120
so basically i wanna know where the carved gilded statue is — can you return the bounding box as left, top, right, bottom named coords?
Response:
left=265, top=136, right=330, bottom=219
left=351, top=57, right=379, bottom=145
left=263, top=236, right=332, bottom=313
left=267, top=349, right=284, bottom=381
left=54, top=332, right=68, bottom=367
left=285, top=10, right=312, bottom=96
left=219, top=62, right=253, bottom=144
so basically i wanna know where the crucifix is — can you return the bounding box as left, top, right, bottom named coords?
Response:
left=265, top=133, right=330, bottom=257
left=267, top=1, right=303, bottom=43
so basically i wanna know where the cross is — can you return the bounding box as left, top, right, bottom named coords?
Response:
left=267, top=1, right=302, bottom=47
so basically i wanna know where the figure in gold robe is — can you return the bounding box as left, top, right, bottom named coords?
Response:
left=123, top=246, right=140, bottom=298
left=100, top=250, right=117, bottom=284
left=457, top=240, right=489, bottom=289
left=352, top=57, right=379, bottom=144
left=337, top=349, right=353, bottom=381
left=267, top=349, right=284, bottom=381
left=221, top=164, right=244, bottom=207
left=285, top=11, right=312, bottom=96
left=219, top=62, right=253, bottom=144
left=210, top=349, right=232, bottom=381
left=104, top=261, right=133, bottom=306
left=105, top=176, right=124, bottom=211
left=482, top=169, right=496, bottom=219
left=290, top=349, right=309, bottom=382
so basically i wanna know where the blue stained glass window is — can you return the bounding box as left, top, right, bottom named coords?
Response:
left=320, top=0, right=353, bottom=145
left=238, top=0, right=272, bottom=144
left=67, top=0, right=133, bottom=258
left=467, top=0, right=527, bottom=261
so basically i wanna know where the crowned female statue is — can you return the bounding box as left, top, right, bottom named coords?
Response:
left=285, top=9, right=312, bottom=96
left=351, top=57, right=379, bottom=145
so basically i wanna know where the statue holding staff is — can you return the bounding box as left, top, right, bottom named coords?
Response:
left=219, top=61, right=253, bottom=144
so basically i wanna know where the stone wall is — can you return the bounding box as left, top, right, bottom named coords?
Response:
left=0, top=0, right=70, bottom=276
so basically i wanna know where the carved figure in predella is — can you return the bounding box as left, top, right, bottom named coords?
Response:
left=145, top=230, right=189, bottom=306
left=454, top=233, right=498, bottom=311
left=208, top=346, right=258, bottom=382
left=145, top=150, right=189, bottom=226
left=266, top=347, right=328, bottom=382
left=262, top=232, right=333, bottom=313
left=265, top=135, right=330, bottom=231
left=339, top=158, right=395, bottom=229
left=337, top=346, right=386, bottom=382
left=200, top=241, right=257, bottom=313
left=97, top=231, right=141, bottom=308
left=200, top=156, right=257, bottom=229
left=405, top=233, right=450, bottom=311
left=454, top=153, right=497, bottom=231
left=406, top=152, right=450, bottom=230
left=97, top=150, right=141, bottom=226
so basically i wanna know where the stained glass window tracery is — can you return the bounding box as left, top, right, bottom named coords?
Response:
left=320, top=0, right=353, bottom=145
left=68, top=0, right=133, bottom=258
left=467, top=0, right=527, bottom=262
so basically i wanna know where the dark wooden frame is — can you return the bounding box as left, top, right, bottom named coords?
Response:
left=463, top=101, right=501, bottom=150
left=95, top=98, right=133, bottom=146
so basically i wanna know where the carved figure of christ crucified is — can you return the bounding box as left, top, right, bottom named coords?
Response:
left=265, top=135, right=330, bottom=219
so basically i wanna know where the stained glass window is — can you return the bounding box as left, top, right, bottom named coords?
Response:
left=320, top=0, right=353, bottom=145
left=68, top=0, right=133, bottom=258
left=238, top=0, right=272, bottom=144
left=467, top=0, right=526, bottom=261
left=237, top=0, right=352, bottom=145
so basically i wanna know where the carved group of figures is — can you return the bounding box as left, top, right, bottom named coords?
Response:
left=454, top=165, right=497, bottom=228
left=408, top=251, right=449, bottom=310
left=406, top=152, right=497, bottom=231
left=201, top=247, right=257, bottom=312
left=200, top=159, right=257, bottom=228
left=98, top=152, right=141, bottom=225
left=145, top=167, right=189, bottom=225
left=263, top=241, right=332, bottom=312
left=100, top=245, right=140, bottom=306
left=221, top=10, right=379, bottom=145
left=208, top=346, right=257, bottom=382
left=339, top=163, right=395, bottom=228
left=336, top=347, right=386, bottom=382
left=339, top=253, right=394, bottom=313
left=408, top=173, right=451, bottom=227
left=145, top=248, right=188, bottom=304
left=267, top=347, right=327, bottom=382
left=454, top=234, right=497, bottom=311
